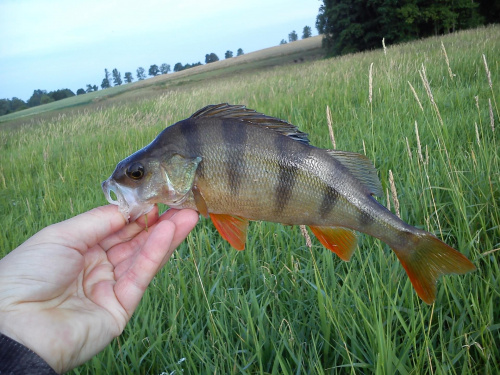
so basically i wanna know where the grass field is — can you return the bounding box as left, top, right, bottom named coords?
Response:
left=1, top=26, right=499, bottom=374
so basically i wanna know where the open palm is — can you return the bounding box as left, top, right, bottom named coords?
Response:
left=0, top=205, right=198, bottom=373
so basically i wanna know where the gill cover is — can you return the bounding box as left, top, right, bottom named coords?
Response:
left=164, top=154, right=202, bottom=204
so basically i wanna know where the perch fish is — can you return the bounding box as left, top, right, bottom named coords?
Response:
left=102, top=104, right=475, bottom=303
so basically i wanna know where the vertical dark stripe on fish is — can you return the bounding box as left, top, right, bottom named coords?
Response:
left=222, top=121, right=247, bottom=195
left=358, top=208, right=375, bottom=227
left=319, top=185, right=338, bottom=219
left=273, top=135, right=309, bottom=215
left=180, top=119, right=204, bottom=177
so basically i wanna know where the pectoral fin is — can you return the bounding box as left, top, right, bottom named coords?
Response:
left=210, top=213, right=249, bottom=251
left=309, top=226, right=357, bottom=261
left=192, top=185, right=209, bottom=218
left=164, top=154, right=202, bottom=196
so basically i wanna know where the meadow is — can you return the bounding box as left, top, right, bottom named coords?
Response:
left=0, top=25, right=498, bottom=374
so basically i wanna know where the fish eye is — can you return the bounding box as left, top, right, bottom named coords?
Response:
left=126, top=162, right=145, bottom=180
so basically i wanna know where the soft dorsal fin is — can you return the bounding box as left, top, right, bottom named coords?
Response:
left=327, top=150, right=383, bottom=197
left=190, top=103, right=310, bottom=144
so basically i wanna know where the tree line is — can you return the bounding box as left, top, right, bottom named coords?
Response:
left=280, top=25, right=313, bottom=45
left=316, top=0, right=498, bottom=56
left=0, top=46, right=247, bottom=116
left=1, top=24, right=313, bottom=117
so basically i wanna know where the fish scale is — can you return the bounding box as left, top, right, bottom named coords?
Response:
left=102, top=103, right=476, bottom=304
left=190, top=120, right=341, bottom=224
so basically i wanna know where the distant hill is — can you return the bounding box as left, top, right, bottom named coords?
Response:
left=0, top=36, right=323, bottom=124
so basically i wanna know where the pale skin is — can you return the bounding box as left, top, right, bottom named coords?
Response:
left=0, top=204, right=198, bottom=374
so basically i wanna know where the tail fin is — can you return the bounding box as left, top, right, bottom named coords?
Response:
left=392, top=234, right=476, bottom=304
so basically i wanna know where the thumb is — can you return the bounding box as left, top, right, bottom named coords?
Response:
left=31, top=205, right=128, bottom=253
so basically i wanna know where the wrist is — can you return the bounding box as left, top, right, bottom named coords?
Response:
left=0, top=332, right=58, bottom=374
left=0, top=313, right=64, bottom=373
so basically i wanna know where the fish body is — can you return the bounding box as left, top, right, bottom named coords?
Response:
left=102, top=104, right=475, bottom=303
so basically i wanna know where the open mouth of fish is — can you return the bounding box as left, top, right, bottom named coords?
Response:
left=101, top=179, right=154, bottom=222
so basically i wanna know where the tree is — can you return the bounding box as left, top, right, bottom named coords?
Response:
left=0, top=97, right=27, bottom=115
left=478, top=0, right=500, bottom=24
left=40, top=95, right=54, bottom=104
left=93, top=85, right=98, bottom=92
left=160, top=63, right=171, bottom=74
left=205, top=53, right=219, bottom=64
left=288, top=30, right=298, bottom=42
left=48, top=89, right=75, bottom=101
left=28, top=89, right=47, bottom=107
left=280, top=39, right=287, bottom=45
left=149, top=64, right=159, bottom=77
left=417, top=0, right=481, bottom=35
left=86, top=84, right=94, bottom=93
left=76, top=88, right=86, bottom=95
left=188, top=62, right=202, bottom=69
left=124, top=72, right=133, bottom=83
left=11, top=97, right=27, bottom=112
left=101, top=69, right=111, bottom=89
left=316, top=0, right=483, bottom=57
left=112, top=68, right=122, bottom=86
left=316, top=0, right=404, bottom=55
left=302, top=26, right=312, bottom=39
left=237, top=48, right=244, bottom=56
left=136, top=67, right=146, bottom=80
left=225, top=50, right=233, bottom=59
left=101, top=78, right=110, bottom=89
left=0, top=99, right=9, bottom=115
left=173, top=62, right=183, bottom=72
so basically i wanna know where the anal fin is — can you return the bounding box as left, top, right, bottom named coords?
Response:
left=309, top=226, right=357, bottom=261
left=209, top=213, right=249, bottom=251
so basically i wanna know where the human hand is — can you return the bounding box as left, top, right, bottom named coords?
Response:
left=0, top=205, right=198, bottom=373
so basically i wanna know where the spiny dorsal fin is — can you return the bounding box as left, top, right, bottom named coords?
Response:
left=327, top=150, right=383, bottom=197
left=190, top=103, right=310, bottom=144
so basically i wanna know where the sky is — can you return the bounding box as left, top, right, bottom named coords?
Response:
left=0, top=0, right=321, bottom=102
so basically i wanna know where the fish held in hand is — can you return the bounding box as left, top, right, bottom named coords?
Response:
left=102, top=103, right=475, bottom=304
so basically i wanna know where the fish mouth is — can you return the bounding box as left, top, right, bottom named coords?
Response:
left=101, top=179, right=154, bottom=222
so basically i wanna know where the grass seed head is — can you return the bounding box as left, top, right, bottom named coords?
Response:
left=299, top=225, right=312, bottom=249
left=415, top=121, right=423, bottom=163
left=326, top=105, right=336, bottom=149
left=408, top=81, right=424, bottom=112
left=482, top=54, right=493, bottom=90
left=441, top=41, right=454, bottom=79
left=369, top=63, right=374, bottom=104
left=475, top=122, right=481, bottom=147
left=388, top=170, right=401, bottom=218
left=489, top=98, right=495, bottom=132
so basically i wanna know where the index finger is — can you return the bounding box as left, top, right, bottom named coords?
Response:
left=99, top=206, right=160, bottom=251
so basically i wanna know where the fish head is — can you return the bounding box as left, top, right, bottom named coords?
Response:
left=102, top=146, right=202, bottom=222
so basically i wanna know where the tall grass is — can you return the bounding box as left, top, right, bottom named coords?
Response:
left=1, top=26, right=499, bottom=374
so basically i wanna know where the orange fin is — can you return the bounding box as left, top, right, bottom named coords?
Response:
left=309, top=226, right=357, bottom=261
left=392, top=234, right=476, bottom=304
left=209, top=213, right=249, bottom=251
